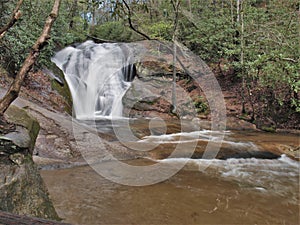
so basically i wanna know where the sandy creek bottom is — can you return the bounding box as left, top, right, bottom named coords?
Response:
left=40, top=119, right=299, bottom=224
left=41, top=157, right=299, bottom=225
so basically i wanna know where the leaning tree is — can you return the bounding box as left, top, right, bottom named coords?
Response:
left=0, top=0, right=61, bottom=126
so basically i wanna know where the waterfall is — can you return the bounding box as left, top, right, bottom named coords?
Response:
left=51, top=41, right=136, bottom=120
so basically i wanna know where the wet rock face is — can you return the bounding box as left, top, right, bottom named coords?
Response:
left=123, top=61, right=202, bottom=119
left=0, top=105, right=59, bottom=220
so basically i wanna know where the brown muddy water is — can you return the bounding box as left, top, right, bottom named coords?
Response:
left=40, top=119, right=299, bottom=225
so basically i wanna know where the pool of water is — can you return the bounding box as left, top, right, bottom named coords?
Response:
left=40, top=119, right=299, bottom=224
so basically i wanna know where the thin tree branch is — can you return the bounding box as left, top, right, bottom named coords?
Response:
left=180, top=9, right=198, bottom=29
left=0, top=0, right=23, bottom=38
left=282, top=57, right=298, bottom=63
left=0, top=0, right=61, bottom=115
left=122, top=0, right=152, bottom=40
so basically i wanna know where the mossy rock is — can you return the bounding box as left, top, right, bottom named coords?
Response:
left=48, top=62, right=73, bottom=114
left=0, top=156, right=60, bottom=220
left=261, top=126, right=276, bottom=133
left=4, top=105, right=40, bottom=152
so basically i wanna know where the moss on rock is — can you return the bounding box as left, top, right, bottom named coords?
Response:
left=5, top=105, right=40, bottom=152
left=48, top=62, right=73, bottom=114
left=0, top=105, right=60, bottom=220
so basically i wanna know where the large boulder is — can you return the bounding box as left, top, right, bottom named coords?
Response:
left=0, top=105, right=59, bottom=220
left=122, top=42, right=205, bottom=119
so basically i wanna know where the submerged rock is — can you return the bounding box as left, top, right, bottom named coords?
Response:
left=0, top=105, right=59, bottom=220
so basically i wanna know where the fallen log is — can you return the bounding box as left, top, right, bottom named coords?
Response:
left=0, top=211, right=70, bottom=225
left=86, top=35, right=115, bottom=43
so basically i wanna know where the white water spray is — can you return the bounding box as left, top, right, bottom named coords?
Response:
left=52, top=41, right=137, bottom=119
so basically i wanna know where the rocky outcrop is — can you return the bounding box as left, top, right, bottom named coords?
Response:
left=0, top=105, right=59, bottom=220
left=123, top=41, right=211, bottom=120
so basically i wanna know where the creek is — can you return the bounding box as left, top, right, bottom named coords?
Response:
left=41, top=119, right=299, bottom=224
left=42, top=41, right=300, bottom=224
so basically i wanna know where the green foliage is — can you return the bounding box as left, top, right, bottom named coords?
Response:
left=0, top=0, right=298, bottom=127
left=0, top=0, right=87, bottom=74
left=177, top=0, right=299, bottom=123
left=145, top=21, right=173, bottom=41
left=194, top=96, right=208, bottom=114
left=241, top=0, right=299, bottom=114
left=178, top=1, right=234, bottom=61
left=91, top=21, right=139, bottom=42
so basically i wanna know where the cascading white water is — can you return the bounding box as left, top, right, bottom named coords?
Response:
left=51, top=41, right=137, bottom=119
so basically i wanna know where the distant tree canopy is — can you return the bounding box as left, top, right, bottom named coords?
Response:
left=0, top=0, right=299, bottom=127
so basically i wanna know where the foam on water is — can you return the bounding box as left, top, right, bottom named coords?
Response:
left=278, top=154, right=300, bottom=168
left=157, top=155, right=299, bottom=203
left=140, top=130, right=229, bottom=140
left=139, top=130, right=257, bottom=150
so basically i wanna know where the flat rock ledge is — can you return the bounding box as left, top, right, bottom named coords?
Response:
left=0, top=105, right=59, bottom=221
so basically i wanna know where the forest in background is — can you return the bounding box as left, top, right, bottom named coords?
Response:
left=0, top=0, right=299, bottom=130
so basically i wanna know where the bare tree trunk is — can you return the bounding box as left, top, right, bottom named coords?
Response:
left=236, top=0, right=240, bottom=23
left=236, top=0, right=246, bottom=114
left=230, top=0, right=234, bottom=25
left=187, top=0, right=192, bottom=12
left=149, top=0, right=154, bottom=22
left=171, top=0, right=181, bottom=114
left=172, top=40, right=178, bottom=114
left=92, top=0, right=97, bottom=26
left=0, top=0, right=23, bottom=38
left=69, top=0, right=78, bottom=29
left=240, top=0, right=246, bottom=114
left=0, top=0, right=61, bottom=115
